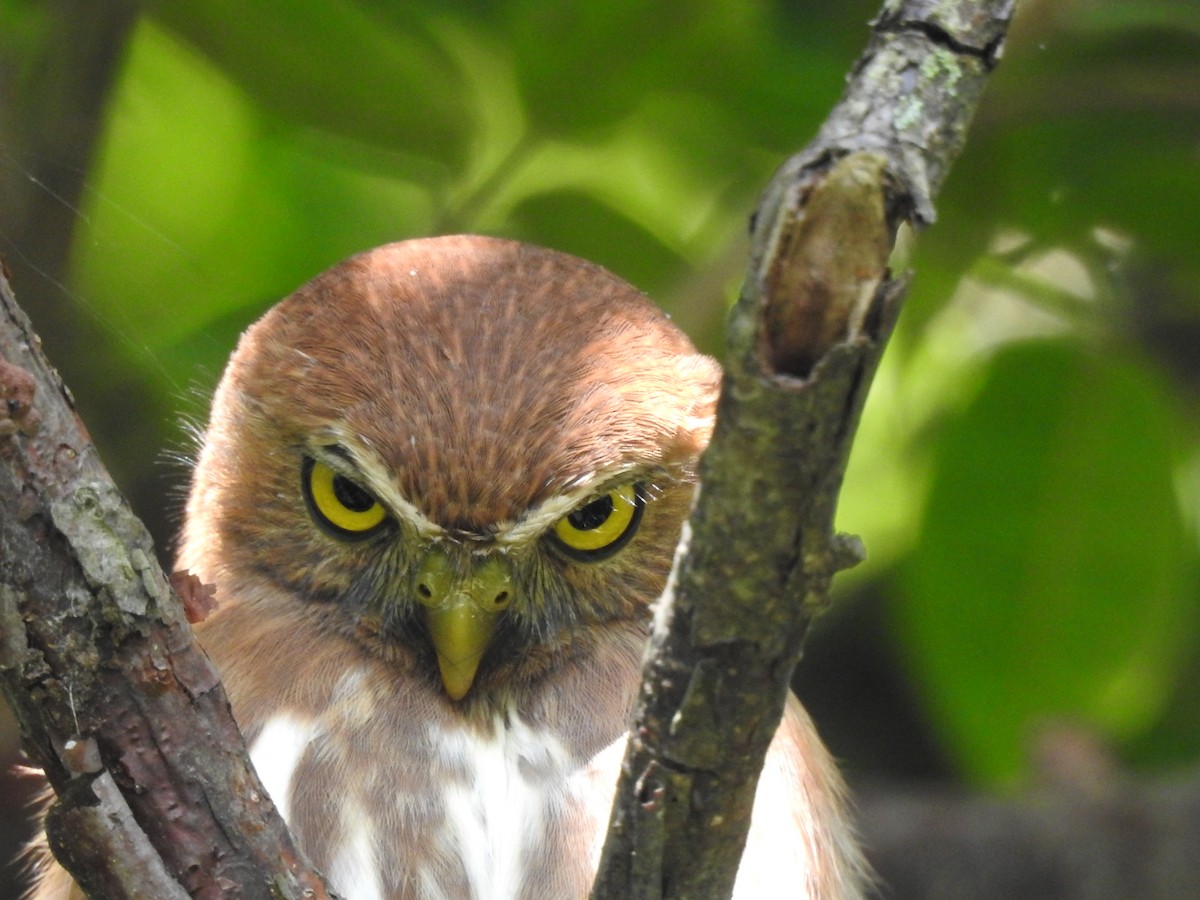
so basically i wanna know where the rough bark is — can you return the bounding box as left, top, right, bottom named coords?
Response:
left=591, top=1, right=1016, bottom=897
left=0, top=276, right=332, bottom=897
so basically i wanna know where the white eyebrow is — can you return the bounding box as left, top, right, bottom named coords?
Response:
left=310, top=434, right=446, bottom=541
left=311, top=432, right=648, bottom=548
left=493, top=466, right=643, bottom=548
left=494, top=489, right=589, bottom=546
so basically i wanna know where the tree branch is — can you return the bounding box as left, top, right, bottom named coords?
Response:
left=0, top=273, right=332, bottom=897
left=591, top=1, right=1016, bottom=897
left=1, top=0, right=1015, bottom=897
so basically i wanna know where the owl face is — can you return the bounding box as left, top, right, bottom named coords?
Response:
left=180, top=236, right=720, bottom=705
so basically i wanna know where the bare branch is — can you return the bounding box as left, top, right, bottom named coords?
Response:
left=592, top=1, right=1016, bottom=897
left=0, top=273, right=332, bottom=898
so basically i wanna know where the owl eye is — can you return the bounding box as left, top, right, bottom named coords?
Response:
left=551, top=483, right=644, bottom=560
left=302, top=457, right=388, bottom=539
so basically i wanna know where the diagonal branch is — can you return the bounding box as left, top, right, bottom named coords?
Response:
left=591, top=1, right=1016, bottom=897
left=0, top=274, right=333, bottom=897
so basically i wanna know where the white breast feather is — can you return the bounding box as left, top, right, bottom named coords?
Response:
left=248, top=714, right=317, bottom=824
left=329, top=809, right=385, bottom=900
left=435, top=711, right=590, bottom=899
left=735, top=744, right=807, bottom=898
left=577, top=734, right=626, bottom=871
left=242, top=704, right=846, bottom=899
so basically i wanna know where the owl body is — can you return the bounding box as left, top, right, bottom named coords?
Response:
left=198, top=582, right=643, bottom=899
left=33, top=236, right=865, bottom=899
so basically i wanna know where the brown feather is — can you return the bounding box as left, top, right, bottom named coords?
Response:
left=30, top=236, right=865, bottom=899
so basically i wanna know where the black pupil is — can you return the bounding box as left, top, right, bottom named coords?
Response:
left=332, top=475, right=376, bottom=512
left=568, top=495, right=614, bottom=531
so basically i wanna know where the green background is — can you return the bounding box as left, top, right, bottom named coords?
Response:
left=2, top=0, right=1199, bottom=892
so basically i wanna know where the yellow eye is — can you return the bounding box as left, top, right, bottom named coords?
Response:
left=551, top=484, right=644, bottom=560
left=302, top=457, right=387, bottom=539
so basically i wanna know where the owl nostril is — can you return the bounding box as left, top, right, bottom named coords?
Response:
left=491, top=590, right=511, bottom=611
left=417, top=583, right=433, bottom=600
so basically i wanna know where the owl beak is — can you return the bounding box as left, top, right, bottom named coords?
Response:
left=415, top=551, right=514, bottom=701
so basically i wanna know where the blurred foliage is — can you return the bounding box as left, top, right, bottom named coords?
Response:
left=2, top=0, right=1200, bottom=802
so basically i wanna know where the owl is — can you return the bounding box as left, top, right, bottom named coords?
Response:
left=34, top=235, right=865, bottom=899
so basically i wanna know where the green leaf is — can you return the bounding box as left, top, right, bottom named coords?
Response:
left=70, top=19, right=438, bottom=391
left=140, top=0, right=472, bottom=167
left=895, top=340, right=1196, bottom=784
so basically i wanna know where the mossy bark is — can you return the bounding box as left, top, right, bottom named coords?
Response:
left=592, top=2, right=1015, bottom=897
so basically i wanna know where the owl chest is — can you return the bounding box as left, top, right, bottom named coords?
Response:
left=248, top=709, right=623, bottom=900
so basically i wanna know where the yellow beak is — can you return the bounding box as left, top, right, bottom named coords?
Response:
left=415, top=551, right=514, bottom=701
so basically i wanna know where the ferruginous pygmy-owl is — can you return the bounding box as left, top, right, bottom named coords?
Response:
left=34, top=235, right=866, bottom=899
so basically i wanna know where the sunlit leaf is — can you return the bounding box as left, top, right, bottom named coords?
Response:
left=140, top=0, right=472, bottom=166
left=895, top=339, right=1196, bottom=784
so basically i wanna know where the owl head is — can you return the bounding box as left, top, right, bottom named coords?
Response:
left=179, top=235, right=721, bottom=704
